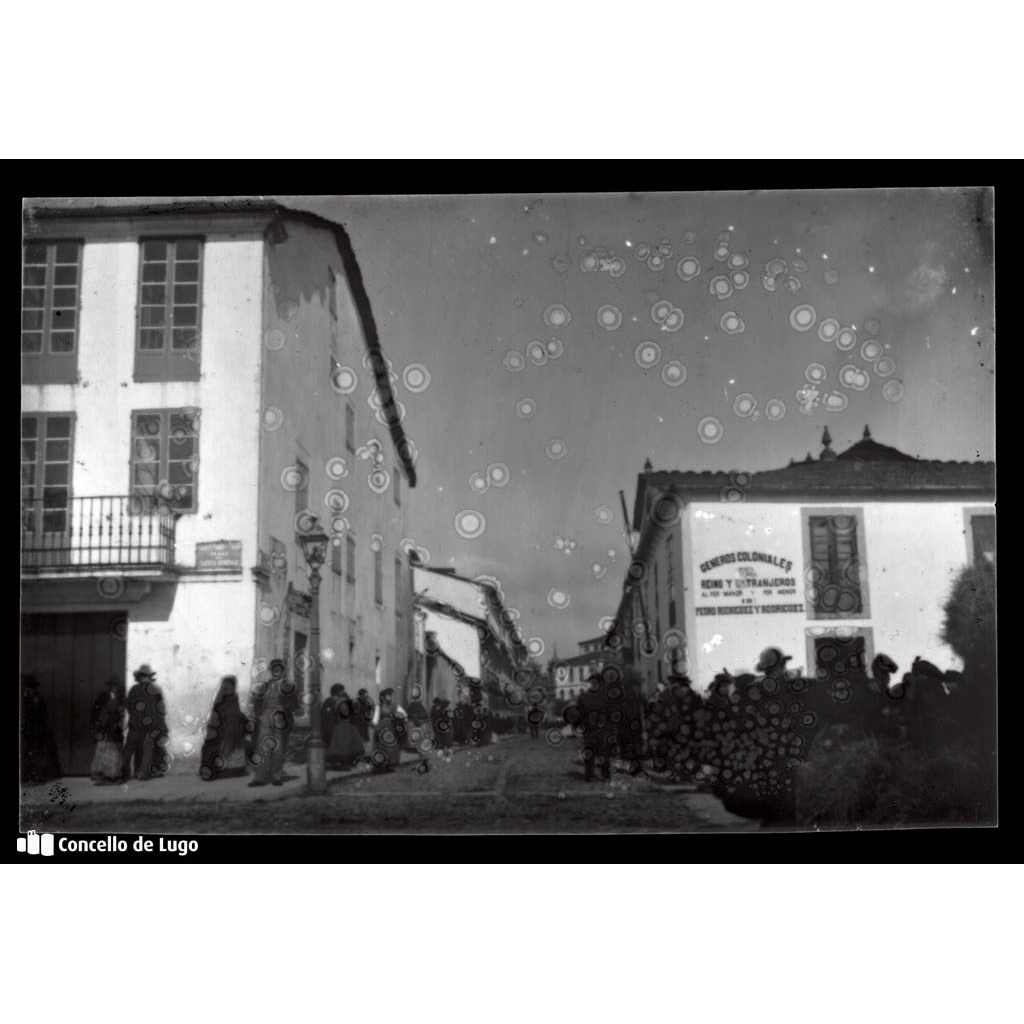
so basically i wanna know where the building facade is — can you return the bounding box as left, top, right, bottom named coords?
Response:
left=412, top=566, right=526, bottom=708
left=551, top=637, right=606, bottom=700
left=606, top=428, right=995, bottom=698
left=21, top=198, right=418, bottom=775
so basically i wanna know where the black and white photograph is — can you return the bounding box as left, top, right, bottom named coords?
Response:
left=16, top=189, right=995, bottom=837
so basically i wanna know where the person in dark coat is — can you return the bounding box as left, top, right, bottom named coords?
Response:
left=248, top=659, right=298, bottom=786
left=452, top=699, right=471, bottom=746
left=431, top=697, right=453, bottom=750
left=577, top=673, right=614, bottom=782
left=321, top=684, right=344, bottom=743
left=619, top=673, right=647, bottom=773
left=325, top=685, right=366, bottom=768
left=406, top=689, right=429, bottom=728
left=90, top=677, right=126, bottom=784
left=123, top=664, right=169, bottom=781
left=200, top=675, right=250, bottom=781
left=21, top=674, right=61, bottom=782
left=372, top=687, right=407, bottom=771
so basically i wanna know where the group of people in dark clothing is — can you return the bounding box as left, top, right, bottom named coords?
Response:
left=87, top=664, right=171, bottom=784
left=22, top=657, right=501, bottom=786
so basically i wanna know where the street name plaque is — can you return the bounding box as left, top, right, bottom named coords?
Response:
left=195, top=540, right=243, bottom=572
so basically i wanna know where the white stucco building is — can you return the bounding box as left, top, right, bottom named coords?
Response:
left=412, top=566, right=527, bottom=707
left=607, top=427, right=995, bottom=698
left=551, top=636, right=606, bottom=700
left=21, top=197, right=419, bottom=774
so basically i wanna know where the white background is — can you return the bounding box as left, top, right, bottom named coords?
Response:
left=8, top=3, right=1011, bottom=1018
left=1, top=862, right=1019, bottom=1022
left=2, top=1, right=1019, bottom=157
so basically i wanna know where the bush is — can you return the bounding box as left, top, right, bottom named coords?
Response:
left=941, top=562, right=995, bottom=677
left=795, top=739, right=993, bottom=827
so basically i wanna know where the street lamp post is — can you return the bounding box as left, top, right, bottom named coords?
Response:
left=299, top=520, right=330, bottom=795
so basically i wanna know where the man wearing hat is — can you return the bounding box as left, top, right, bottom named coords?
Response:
left=123, top=664, right=168, bottom=781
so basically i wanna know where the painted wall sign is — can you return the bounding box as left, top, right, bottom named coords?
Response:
left=696, top=549, right=801, bottom=616
left=195, top=540, right=243, bottom=572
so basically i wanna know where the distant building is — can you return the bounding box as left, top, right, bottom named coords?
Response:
left=21, top=197, right=419, bottom=774
left=551, top=636, right=607, bottom=700
left=605, top=427, right=995, bottom=698
left=413, top=565, right=526, bottom=708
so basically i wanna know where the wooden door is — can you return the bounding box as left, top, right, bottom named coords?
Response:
left=21, top=612, right=127, bottom=775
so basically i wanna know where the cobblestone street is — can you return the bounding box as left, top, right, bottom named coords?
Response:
left=21, top=735, right=760, bottom=834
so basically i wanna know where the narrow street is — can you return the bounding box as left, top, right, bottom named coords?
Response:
left=21, top=735, right=760, bottom=835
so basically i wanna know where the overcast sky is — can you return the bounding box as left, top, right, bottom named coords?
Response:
left=289, top=190, right=995, bottom=661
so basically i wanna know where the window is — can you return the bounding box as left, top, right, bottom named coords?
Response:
left=346, top=534, right=357, bottom=586
left=374, top=547, right=384, bottom=606
left=395, top=555, right=404, bottom=614
left=394, top=466, right=401, bottom=506
left=346, top=403, right=355, bottom=453
left=22, top=241, right=82, bottom=384
left=331, top=538, right=343, bottom=575
left=970, top=514, right=995, bottom=568
left=807, top=513, right=864, bottom=616
left=135, top=238, right=202, bottom=382
left=130, top=409, right=199, bottom=512
left=22, top=413, right=74, bottom=534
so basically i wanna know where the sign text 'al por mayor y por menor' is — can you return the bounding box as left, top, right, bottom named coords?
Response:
left=696, top=551, right=803, bottom=616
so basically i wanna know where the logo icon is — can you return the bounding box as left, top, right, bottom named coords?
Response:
left=17, top=830, right=55, bottom=856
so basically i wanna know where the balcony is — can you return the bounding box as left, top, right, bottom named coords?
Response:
left=21, top=495, right=177, bottom=574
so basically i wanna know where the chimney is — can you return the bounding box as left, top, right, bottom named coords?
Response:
left=820, top=426, right=837, bottom=462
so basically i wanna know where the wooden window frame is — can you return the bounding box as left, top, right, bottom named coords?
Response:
left=801, top=506, right=870, bottom=620
left=22, top=240, right=82, bottom=385
left=804, top=626, right=874, bottom=683
left=963, top=506, right=996, bottom=569
left=133, top=237, right=203, bottom=383
left=22, top=411, right=76, bottom=536
left=128, top=407, right=200, bottom=515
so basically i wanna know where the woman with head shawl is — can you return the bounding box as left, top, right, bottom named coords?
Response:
left=200, top=675, right=251, bottom=781
left=90, top=677, right=126, bottom=784
left=21, top=675, right=62, bottom=782
left=325, top=684, right=366, bottom=768
left=371, top=687, right=407, bottom=771
left=248, top=659, right=298, bottom=787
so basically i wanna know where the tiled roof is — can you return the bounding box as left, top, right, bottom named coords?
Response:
left=632, top=432, right=993, bottom=527
left=558, top=652, right=606, bottom=667
left=640, top=458, right=994, bottom=497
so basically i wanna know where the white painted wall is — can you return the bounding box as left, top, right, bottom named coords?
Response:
left=256, top=221, right=415, bottom=708
left=419, top=608, right=481, bottom=679
left=680, top=500, right=992, bottom=690
left=22, top=234, right=265, bottom=765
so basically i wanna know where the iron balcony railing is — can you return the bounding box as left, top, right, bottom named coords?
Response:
left=21, top=495, right=177, bottom=572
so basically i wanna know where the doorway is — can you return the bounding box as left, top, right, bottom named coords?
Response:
left=21, top=611, right=127, bottom=775
left=293, top=630, right=308, bottom=707
left=813, top=634, right=867, bottom=678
